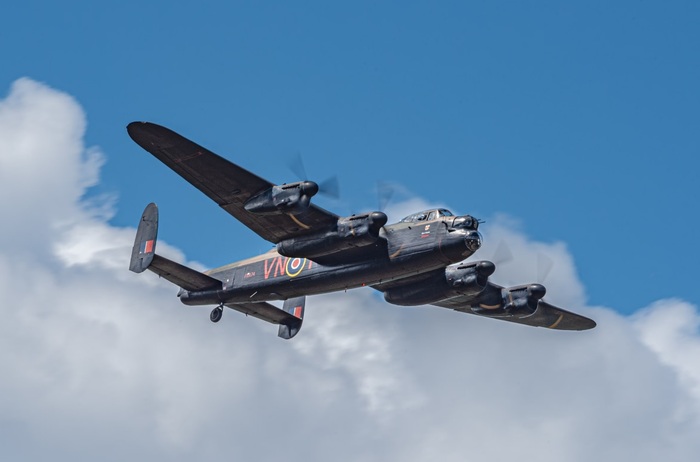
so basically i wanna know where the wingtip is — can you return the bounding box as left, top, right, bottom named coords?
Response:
left=126, top=121, right=174, bottom=147
left=126, top=120, right=151, bottom=134
left=126, top=121, right=147, bottom=139
left=566, top=316, right=597, bottom=331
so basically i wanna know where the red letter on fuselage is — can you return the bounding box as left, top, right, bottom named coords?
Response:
left=273, top=256, right=287, bottom=277
left=264, top=258, right=275, bottom=279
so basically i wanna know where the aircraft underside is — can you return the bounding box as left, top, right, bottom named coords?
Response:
left=127, top=122, right=596, bottom=339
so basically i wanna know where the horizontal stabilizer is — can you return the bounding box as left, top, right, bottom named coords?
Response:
left=226, top=296, right=306, bottom=340
left=129, top=203, right=222, bottom=292
left=149, top=254, right=222, bottom=292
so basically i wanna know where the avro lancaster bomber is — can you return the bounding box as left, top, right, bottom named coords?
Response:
left=128, top=122, right=596, bottom=339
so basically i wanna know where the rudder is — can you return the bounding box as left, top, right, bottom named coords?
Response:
left=129, top=203, right=158, bottom=273
left=278, top=296, right=306, bottom=339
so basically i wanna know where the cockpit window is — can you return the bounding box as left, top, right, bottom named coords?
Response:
left=400, top=209, right=451, bottom=223
left=400, top=211, right=428, bottom=223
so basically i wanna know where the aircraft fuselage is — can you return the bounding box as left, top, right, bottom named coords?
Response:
left=179, top=217, right=480, bottom=306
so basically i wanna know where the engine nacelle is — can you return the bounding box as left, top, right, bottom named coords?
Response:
left=277, top=212, right=388, bottom=259
left=474, top=283, right=546, bottom=317
left=383, top=260, right=494, bottom=306
left=502, top=284, right=546, bottom=316
left=244, top=181, right=319, bottom=215
left=446, top=260, right=495, bottom=297
left=337, top=212, right=387, bottom=239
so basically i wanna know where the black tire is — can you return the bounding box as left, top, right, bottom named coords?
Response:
left=210, top=306, right=223, bottom=323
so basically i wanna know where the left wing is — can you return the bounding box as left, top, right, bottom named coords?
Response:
left=373, top=272, right=596, bottom=331
left=127, top=122, right=338, bottom=243
left=433, top=282, right=596, bottom=331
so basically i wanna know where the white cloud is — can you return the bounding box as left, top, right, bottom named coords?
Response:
left=1, top=78, right=700, bottom=461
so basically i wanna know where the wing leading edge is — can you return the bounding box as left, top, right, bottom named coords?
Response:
left=127, top=122, right=338, bottom=243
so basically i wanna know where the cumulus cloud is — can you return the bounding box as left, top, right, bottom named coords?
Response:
left=1, top=78, right=700, bottom=461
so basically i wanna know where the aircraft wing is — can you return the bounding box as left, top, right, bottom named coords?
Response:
left=127, top=122, right=339, bottom=243
left=433, top=281, right=596, bottom=331
left=374, top=275, right=595, bottom=331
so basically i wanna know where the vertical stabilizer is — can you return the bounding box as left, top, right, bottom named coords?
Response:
left=278, top=296, right=306, bottom=339
left=129, top=203, right=158, bottom=273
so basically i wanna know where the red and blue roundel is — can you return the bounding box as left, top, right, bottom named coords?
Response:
left=285, top=257, right=306, bottom=277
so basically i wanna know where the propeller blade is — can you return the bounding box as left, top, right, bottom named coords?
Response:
left=289, top=151, right=308, bottom=180
left=537, top=252, right=554, bottom=283
left=492, top=240, right=514, bottom=266
left=377, top=181, right=395, bottom=212
left=319, top=175, right=340, bottom=199
left=289, top=152, right=341, bottom=199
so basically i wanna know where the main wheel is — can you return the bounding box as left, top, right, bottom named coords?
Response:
left=210, top=306, right=223, bottom=323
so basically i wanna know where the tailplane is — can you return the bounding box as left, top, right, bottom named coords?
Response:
left=129, top=203, right=222, bottom=291
left=130, top=203, right=304, bottom=339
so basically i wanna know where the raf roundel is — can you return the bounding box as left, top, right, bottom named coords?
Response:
left=286, top=257, right=306, bottom=278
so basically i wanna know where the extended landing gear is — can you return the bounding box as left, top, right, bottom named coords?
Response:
left=210, top=304, right=224, bottom=323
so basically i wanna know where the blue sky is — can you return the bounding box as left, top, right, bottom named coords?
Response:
left=2, top=2, right=700, bottom=461
left=3, top=1, right=698, bottom=311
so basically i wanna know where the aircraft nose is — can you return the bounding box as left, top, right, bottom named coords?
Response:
left=465, top=231, right=482, bottom=252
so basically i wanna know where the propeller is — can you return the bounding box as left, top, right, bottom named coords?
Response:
left=489, top=240, right=554, bottom=283
left=492, top=240, right=514, bottom=266
left=376, top=180, right=395, bottom=212
left=537, top=252, right=554, bottom=283
left=289, top=151, right=340, bottom=199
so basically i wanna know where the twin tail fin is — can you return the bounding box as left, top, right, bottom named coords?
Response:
left=130, top=203, right=306, bottom=339
left=129, top=203, right=222, bottom=291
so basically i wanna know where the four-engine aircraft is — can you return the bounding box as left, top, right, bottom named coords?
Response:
left=127, top=122, right=596, bottom=339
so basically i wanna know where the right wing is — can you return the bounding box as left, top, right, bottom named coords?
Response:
left=127, top=122, right=339, bottom=244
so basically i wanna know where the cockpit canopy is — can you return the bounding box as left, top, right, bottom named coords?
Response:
left=399, top=208, right=479, bottom=231
left=400, top=208, right=454, bottom=223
